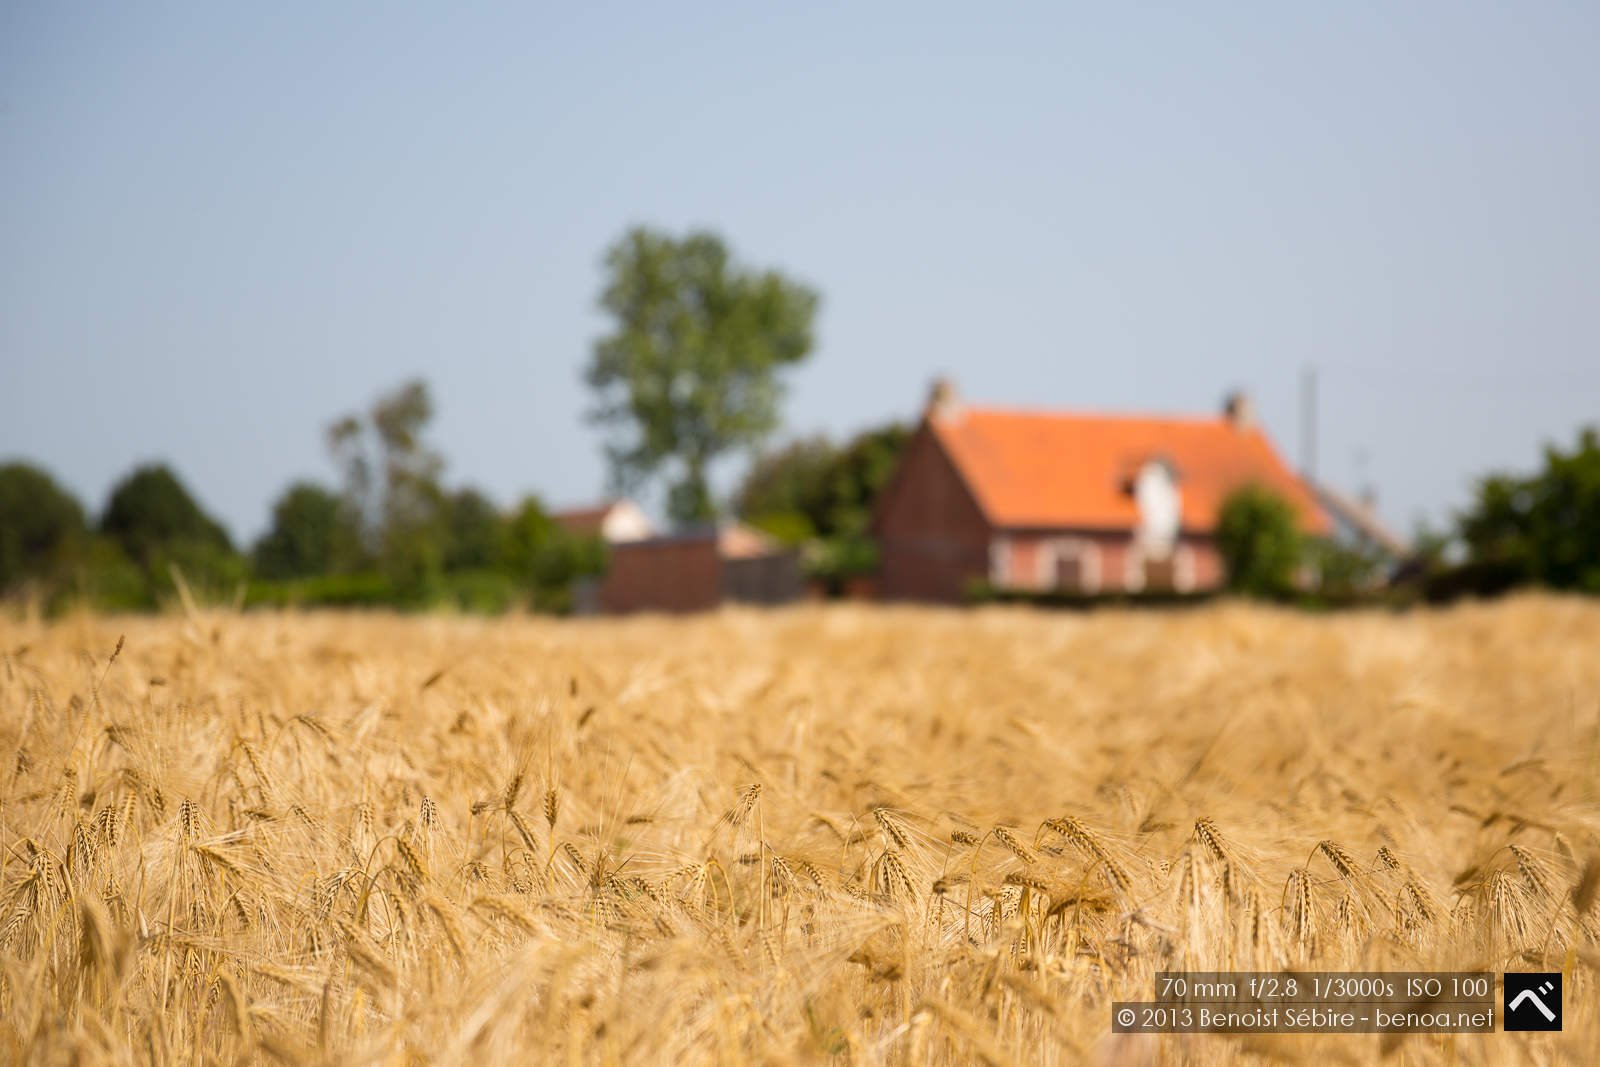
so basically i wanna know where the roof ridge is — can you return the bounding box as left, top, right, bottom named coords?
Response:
left=952, top=404, right=1239, bottom=427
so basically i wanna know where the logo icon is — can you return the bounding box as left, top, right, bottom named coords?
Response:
left=1504, top=973, right=1562, bottom=1031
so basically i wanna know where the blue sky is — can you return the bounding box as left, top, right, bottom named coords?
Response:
left=4, top=2, right=1597, bottom=542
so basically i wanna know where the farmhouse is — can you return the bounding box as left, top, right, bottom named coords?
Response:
left=872, top=380, right=1330, bottom=601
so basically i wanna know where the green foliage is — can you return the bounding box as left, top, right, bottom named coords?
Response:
left=1216, top=484, right=1302, bottom=598
left=98, top=464, right=242, bottom=601
left=100, top=464, right=233, bottom=564
left=436, top=570, right=520, bottom=614
left=499, top=496, right=558, bottom=575
left=241, top=380, right=606, bottom=614
left=1303, top=537, right=1385, bottom=600
left=745, top=510, right=816, bottom=546
left=253, top=482, right=362, bottom=579
left=67, top=538, right=152, bottom=612
left=326, top=380, right=451, bottom=599
left=1456, top=425, right=1600, bottom=592
left=0, top=462, right=87, bottom=593
left=736, top=438, right=838, bottom=530
left=244, top=572, right=396, bottom=609
left=500, top=497, right=607, bottom=612
left=808, top=534, right=880, bottom=586
left=148, top=540, right=249, bottom=603
left=736, top=423, right=908, bottom=590
left=442, top=487, right=506, bottom=572
left=587, top=227, right=819, bottom=525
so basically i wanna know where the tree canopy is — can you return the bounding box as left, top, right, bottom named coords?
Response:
left=327, top=379, right=449, bottom=596
left=0, top=462, right=87, bottom=591
left=98, top=463, right=241, bottom=597
left=736, top=422, right=909, bottom=588
left=442, top=487, right=506, bottom=572
left=99, top=464, right=232, bottom=565
left=586, top=227, right=819, bottom=525
left=252, top=482, right=362, bottom=580
left=1456, top=425, right=1600, bottom=591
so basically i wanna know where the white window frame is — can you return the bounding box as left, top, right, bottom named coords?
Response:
left=1049, top=537, right=1104, bottom=594
left=989, top=535, right=1012, bottom=586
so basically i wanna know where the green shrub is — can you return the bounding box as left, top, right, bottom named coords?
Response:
left=438, top=570, right=519, bottom=614
left=244, top=573, right=396, bottom=610
left=1216, top=485, right=1302, bottom=598
left=63, top=538, right=153, bottom=613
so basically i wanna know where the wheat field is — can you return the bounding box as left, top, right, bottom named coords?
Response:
left=2, top=597, right=1596, bottom=1065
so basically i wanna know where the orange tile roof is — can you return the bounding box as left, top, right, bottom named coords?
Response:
left=928, top=406, right=1330, bottom=534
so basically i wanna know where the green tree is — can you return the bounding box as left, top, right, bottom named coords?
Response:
left=1216, top=484, right=1302, bottom=598
left=1457, top=425, right=1600, bottom=591
left=1303, top=537, right=1384, bottom=599
left=0, top=462, right=87, bottom=592
left=327, top=380, right=448, bottom=598
left=586, top=227, right=819, bottom=525
left=500, top=496, right=607, bottom=611
left=99, top=464, right=241, bottom=596
left=100, top=464, right=233, bottom=565
left=252, top=482, right=362, bottom=579
left=442, top=487, right=505, bottom=572
left=736, top=422, right=908, bottom=589
left=735, top=436, right=838, bottom=540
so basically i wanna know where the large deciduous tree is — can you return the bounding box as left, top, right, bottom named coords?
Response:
left=586, top=228, right=819, bottom=525
left=326, top=379, right=447, bottom=595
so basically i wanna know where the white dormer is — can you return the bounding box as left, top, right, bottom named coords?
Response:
left=1133, top=459, right=1181, bottom=560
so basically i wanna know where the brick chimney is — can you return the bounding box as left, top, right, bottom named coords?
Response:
left=1222, top=390, right=1255, bottom=431
left=925, top=377, right=960, bottom=422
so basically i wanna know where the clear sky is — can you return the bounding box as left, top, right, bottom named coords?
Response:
left=4, top=2, right=1597, bottom=543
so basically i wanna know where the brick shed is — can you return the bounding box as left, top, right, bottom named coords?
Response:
left=872, top=381, right=1329, bottom=602
left=596, top=523, right=803, bottom=614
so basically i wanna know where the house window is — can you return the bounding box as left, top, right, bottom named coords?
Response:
left=1052, top=539, right=1102, bottom=594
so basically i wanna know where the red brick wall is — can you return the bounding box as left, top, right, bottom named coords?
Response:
left=997, top=531, right=1133, bottom=592
left=597, top=538, right=722, bottom=614
left=1004, top=538, right=1044, bottom=587
left=987, top=531, right=1226, bottom=594
left=1185, top=537, right=1224, bottom=590
left=873, top=424, right=993, bottom=602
